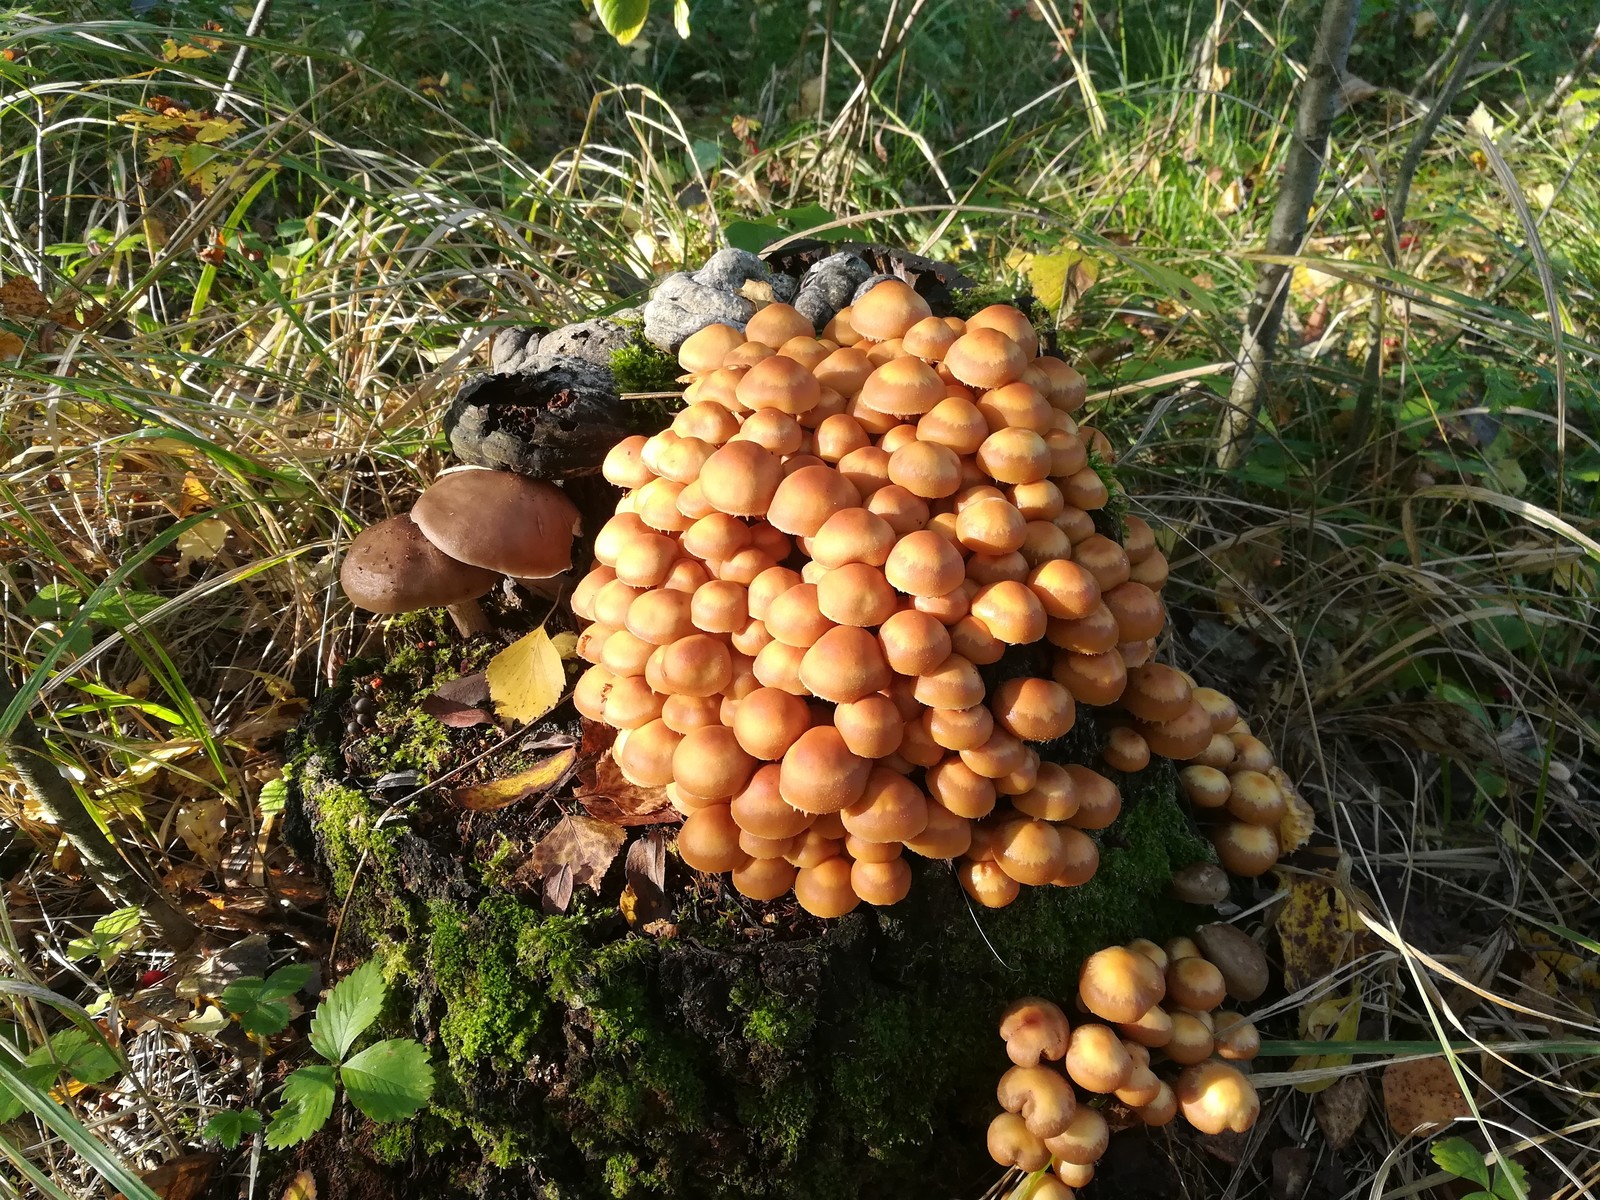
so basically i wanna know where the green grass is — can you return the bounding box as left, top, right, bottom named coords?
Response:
left=1, top=0, right=1597, bottom=1195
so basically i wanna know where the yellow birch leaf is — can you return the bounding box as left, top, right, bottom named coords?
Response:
left=485, top=628, right=566, bottom=725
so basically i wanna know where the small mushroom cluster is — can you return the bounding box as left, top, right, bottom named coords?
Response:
left=1096, top=670, right=1305, bottom=879
left=340, top=468, right=580, bottom=634
left=988, top=926, right=1269, bottom=1193
left=572, top=280, right=1180, bottom=915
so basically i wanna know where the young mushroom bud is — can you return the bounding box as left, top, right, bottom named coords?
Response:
left=793, top=856, right=859, bottom=917
left=1166, top=955, right=1228, bottom=1012
left=997, top=997, right=1071, bottom=1067
left=996, top=1065, right=1078, bottom=1139
left=1175, top=1061, right=1261, bottom=1135
left=1169, top=862, right=1231, bottom=906
left=986, top=1112, right=1050, bottom=1173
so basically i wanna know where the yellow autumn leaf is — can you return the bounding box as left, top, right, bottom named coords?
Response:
left=1011, top=248, right=1099, bottom=315
left=176, top=517, right=229, bottom=571
left=550, top=630, right=580, bottom=660
left=281, top=1170, right=318, bottom=1200
left=1291, top=987, right=1362, bottom=1093
left=451, top=747, right=577, bottom=811
left=485, top=628, right=566, bottom=725
left=1271, top=765, right=1316, bottom=852
left=1277, top=869, right=1369, bottom=992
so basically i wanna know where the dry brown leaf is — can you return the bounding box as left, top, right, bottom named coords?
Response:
left=120, top=1152, right=220, bottom=1200
left=422, top=672, right=494, bottom=728
left=1382, top=1057, right=1472, bottom=1135
left=622, top=831, right=672, bottom=926
left=575, top=751, right=675, bottom=826
left=451, top=747, right=577, bottom=811
left=0, top=274, right=49, bottom=317
left=281, top=1170, right=317, bottom=1200
left=524, top=814, right=627, bottom=894
left=1314, top=1075, right=1369, bottom=1149
left=0, top=330, right=24, bottom=359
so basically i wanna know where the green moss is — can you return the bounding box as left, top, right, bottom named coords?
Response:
left=370, top=1120, right=416, bottom=1165
left=1088, top=449, right=1130, bottom=540
left=304, top=781, right=394, bottom=897
left=610, top=335, right=681, bottom=394
left=427, top=895, right=549, bottom=1069
left=950, top=282, right=1044, bottom=323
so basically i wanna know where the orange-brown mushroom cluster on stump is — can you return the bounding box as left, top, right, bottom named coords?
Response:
left=988, top=930, right=1270, bottom=1194
left=1096, top=668, right=1312, bottom=881
left=572, top=282, right=1184, bottom=916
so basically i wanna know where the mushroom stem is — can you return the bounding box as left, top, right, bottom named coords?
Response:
left=446, top=598, right=492, bottom=637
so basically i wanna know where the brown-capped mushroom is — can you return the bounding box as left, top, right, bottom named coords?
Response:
left=412, top=468, right=580, bottom=582
left=997, top=1064, right=1077, bottom=1139
left=986, top=1112, right=1050, bottom=1172
left=1044, top=1104, right=1108, bottom=1165
left=1064, top=1023, right=1133, bottom=1093
left=1193, top=923, right=1270, bottom=1002
left=339, top=514, right=497, bottom=635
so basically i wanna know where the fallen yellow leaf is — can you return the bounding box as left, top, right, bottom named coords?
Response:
left=451, top=747, right=576, bottom=811
left=485, top=628, right=566, bottom=725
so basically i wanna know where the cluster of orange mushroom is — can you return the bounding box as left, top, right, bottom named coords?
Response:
left=1098, top=667, right=1307, bottom=882
left=989, top=927, right=1269, bottom=1195
left=571, top=279, right=1188, bottom=915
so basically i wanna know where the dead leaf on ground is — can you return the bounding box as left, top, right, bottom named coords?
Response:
left=0, top=274, right=50, bottom=317
left=485, top=628, right=566, bottom=725
left=575, top=751, right=676, bottom=825
left=1315, top=1075, right=1369, bottom=1149
left=281, top=1170, right=317, bottom=1200
left=521, top=814, right=627, bottom=897
left=1291, top=988, right=1362, bottom=1093
left=622, top=830, right=672, bottom=926
left=175, top=798, right=228, bottom=869
left=1276, top=868, right=1374, bottom=992
left=227, top=697, right=309, bottom=747
left=1382, top=1056, right=1472, bottom=1135
left=120, top=1151, right=220, bottom=1200
left=451, top=747, right=577, bottom=811
left=421, top=672, right=495, bottom=728
left=543, top=863, right=574, bottom=913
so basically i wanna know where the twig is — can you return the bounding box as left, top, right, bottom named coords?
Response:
left=1213, top=0, right=1361, bottom=470
left=214, top=0, right=275, bottom=117
left=0, top=680, right=198, bottom=951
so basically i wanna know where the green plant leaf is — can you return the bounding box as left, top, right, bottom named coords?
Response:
left=723, top=220, right=787, bottom=253
left=595, top=0, right=650, bottom=44
left=308, top=960, right=385, bottom=1063
left=202, top=1108, right=262, bottom=1149
left=65, top=907, right=144, bottom=966
left=1491, top=1158, right=1529, bottom=1200
left=339, top=1039, right=434, bottom=1122
left=0, top=1062, right=59, bottom=1124
left=258, top=778, right=288, bottom=815
left=220, top=963, right=312, bottom=1036
left=265, top=1066, right=336, bottom=1149
left=39, top=1030, right=119, bottom=1087
left=1432, top=1137, right=1490, bottom=1187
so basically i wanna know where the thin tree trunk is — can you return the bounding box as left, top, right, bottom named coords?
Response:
left=1214, top=0, right=1362, bottom=470
left=2, top=682, right=199, bottom=950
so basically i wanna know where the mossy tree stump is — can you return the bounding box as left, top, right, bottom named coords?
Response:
left=284, top=611, right=1214, bottom=1200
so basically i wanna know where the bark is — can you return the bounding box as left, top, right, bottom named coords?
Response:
left=1, top=681, right=198, bottom=950
left=1214, top=0, right=1362, bottom=470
